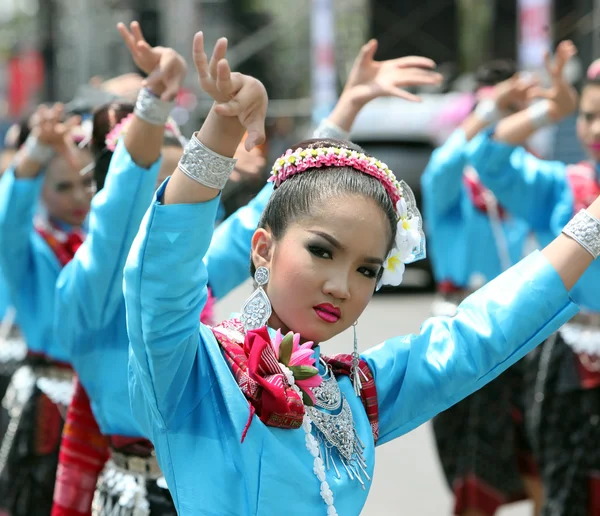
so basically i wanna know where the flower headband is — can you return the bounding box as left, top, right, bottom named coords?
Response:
left=269, top=145, right=426, bottom=289
left=104, top=112, right=186, bottom=152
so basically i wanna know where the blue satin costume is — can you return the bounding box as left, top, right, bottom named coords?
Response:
left=55, top=140, right=273, bottom=437
left=421, top=129, right=530, bottom=287
left=0, top=168, right=75, bottom=362
left=123, top=173, right=578, bottom=515
left=468, top=129, right=600, bottom=313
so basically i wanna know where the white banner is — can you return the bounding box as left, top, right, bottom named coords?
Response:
left=518, top=0, right=552, bottom=70
left=311, top=0, right=337, bottom=123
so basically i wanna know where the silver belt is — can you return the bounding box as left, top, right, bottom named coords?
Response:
left=110, top=450, right=163, bottom=479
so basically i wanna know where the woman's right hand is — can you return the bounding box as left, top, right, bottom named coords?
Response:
left=492, top=73, right=538, bottom=113
left=193, top=32, right=268, bottom=151
left=30, top=104, right=81, bottom=168
left=528, top=40, right=578, bottom=122
left=117, top=21, right=187, bottom=101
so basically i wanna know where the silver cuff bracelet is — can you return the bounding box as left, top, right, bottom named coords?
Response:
left=527, top=100, right=553, bottom=130
left=562, top=209, right=600, bottom=260
left=23, top=136, right=55, bottom=165
left=312, top=119, right=351, bottom=141
left=178, top=134, right=237, bottom=190
left=475, top=99, right=504, bottom=124
left=134, top=88, right=174, bottom=126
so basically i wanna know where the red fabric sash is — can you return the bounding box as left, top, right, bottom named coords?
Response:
left=51, top=379, right=110, bottom=516
left=211, top=318, right=380, bottom=444
left=566, top=162, right=600, bottom=389
left=34, top=217, right=85, bottom=268
left=463, top=168, right=507, bottom=219
left=567, top=162, right=600, bottom=213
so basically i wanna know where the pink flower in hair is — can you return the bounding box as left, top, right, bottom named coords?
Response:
left=105, top=113, right=134, bottom=152
left=588, top=59, right=600, bottom=80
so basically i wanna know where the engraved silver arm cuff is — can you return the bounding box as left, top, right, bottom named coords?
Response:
left=177, top=134, right=237, bottom=190
left=562, top=209, right=600, bottom=260
left=22, top=135, right=55, bottom=165
left=312, top=119, right=351, bottom=141
left=134, top=88, right=174, bottom=126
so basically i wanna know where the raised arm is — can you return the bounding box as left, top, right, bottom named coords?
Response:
left=466, top=135, right=569, bottom=231
left=124, top=33, right=268, bottom=428
left=492, top=42, right=578, bottom=147
left=56, top=24, right=187, bottom=343
left=422, top=74, right=536, bottom=215
left=367, top=193, right=600, bottom=444
left=317, top=39, right=442, bottom=138
left=0, top=105, right=80, bottom=291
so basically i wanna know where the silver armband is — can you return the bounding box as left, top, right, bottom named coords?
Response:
left=312, top=119, right=351, bottom=141
left=134, top=88, right=174, bottom=126
left=474, top=99, right=504, bottom=124
left=23, top=135, right=55, bottom=165
left=178, top=134, right=237, bottom=190
left=527, top=100, right=553, bottom=130
left=562, top=209, right=600, bottom=260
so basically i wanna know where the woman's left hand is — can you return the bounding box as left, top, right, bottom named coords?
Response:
left=342, top=39, right=443, bottom=106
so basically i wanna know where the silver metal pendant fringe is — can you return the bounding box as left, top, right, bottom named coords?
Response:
left=92, top=462, right=151, bottom=516
left=306, top=364, right=371, bottom=489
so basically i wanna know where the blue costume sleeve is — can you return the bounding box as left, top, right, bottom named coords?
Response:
left=205, top=182, right=273, bottom=299
left=55, top=140, right=161, bottom=355
left=420, top=129, right=468, bottom=216
left=0, top=168, right=44, bottom=298
left=124, top=179, right=220, bottom=430
left=467, top=130, right=572, bottom=231
left=363, top=250, right=578, bottom=445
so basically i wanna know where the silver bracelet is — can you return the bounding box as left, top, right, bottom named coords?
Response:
left=475, top=99, right=504, bottom=124
left=178, top=134, right=237, bottom=190
left=312, top=119, right=350, bottom=141
left=527, top=100, right=553, bottom=130
left=22, top=135, right=55, bottom=165
left=562, top=209, right=600, bottom=259
left=134, top=88, right=174, bottom=126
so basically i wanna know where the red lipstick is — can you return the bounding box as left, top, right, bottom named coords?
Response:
left=314, top=303, right=341, bottom=323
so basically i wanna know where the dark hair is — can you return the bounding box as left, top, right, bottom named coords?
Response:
left=91, top=102, right=134, bottom=191
left=3, top=116, right=31, bottom=150
left=91, top=102, right=184, bottom=191
left=474, top=59, right=517, bottom=89
left=250, top=138, right=398, bottom=276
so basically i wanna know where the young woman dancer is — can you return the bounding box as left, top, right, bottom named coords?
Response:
left=52, top=25, right=272, bottom=515
left=0, top=104, right=93, bottom=514
left=467, top=41, right=600, bottom=515
left=122, top=32, right=599, bottom=515
left=422, top=64, right=542, bottom=515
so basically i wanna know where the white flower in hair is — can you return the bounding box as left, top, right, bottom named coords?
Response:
left=396, top=198, right=421, bottom=250
left=378, top=249, right=407, bottom=290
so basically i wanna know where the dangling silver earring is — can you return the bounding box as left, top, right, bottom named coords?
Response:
left=241, top=266, right=272, bottom=332
left=351, top=321, right=362, bottom=397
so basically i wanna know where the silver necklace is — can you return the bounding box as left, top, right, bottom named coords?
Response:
left=306, top=362, right=371, bottom=488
